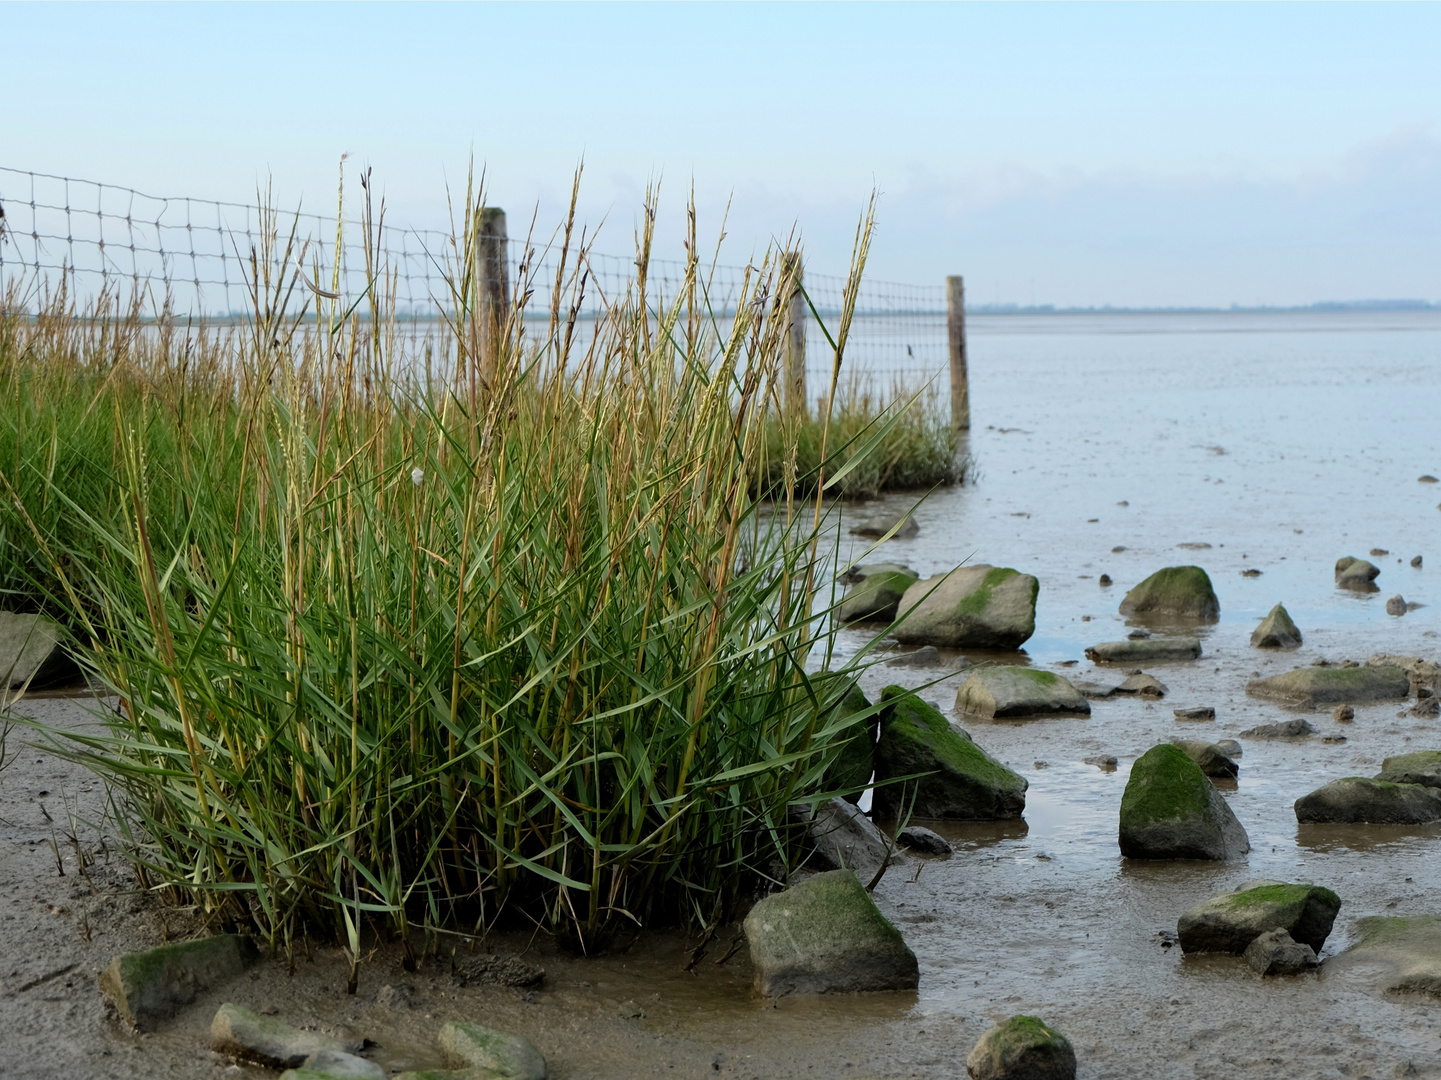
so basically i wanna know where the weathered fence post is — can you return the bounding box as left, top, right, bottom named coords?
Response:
left=782, top=251, right=806, bottom=416
left=946, top=275, right=970, bottom=432
left=477, top=207, right=509, bottom=370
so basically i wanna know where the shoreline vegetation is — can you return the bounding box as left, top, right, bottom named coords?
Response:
left=0, top=175, right=961, bottom=967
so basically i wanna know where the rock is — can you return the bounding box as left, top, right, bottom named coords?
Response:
left=439, top=1021, right=547, bottom=1080
left=837, top=564, right=920, bottom=623
left=1377, top=751, right=1441, bottom=788
left=1214, top=739, right=1242, bottom=758
left=954, top=667, right=1091, bottom=720
left=1333, top=704, right=1355, bottom=722
left=1335, top=556, right=1381, bottom=590
left=1084, top=755, right=1118, bottom=770
left=820, top=681, right=875, bottom=802
left=1115, top=673, right=1168, bottom=698
left=743, top=869, right=919, bottom=996
left=1242, top=568, right=1263, bottom=577
left=1410, top=698, right=1441, bottom=718
left=1118, top=566, right=1219, bottom=621
left=1421, top=475, right=1439, bottom=483
left=0, top=611, right=74, bottom=689
left=886, top=645, right=942, bottom=667
left=893, top=565, right=1039, bottom=649
left=1177, top=880, right=1341, bottom=953
left=211, top=1003, right=360, bottom=1069
left=1128, top=628, right=1151, bottom=639
left=1246, top=664, right=1410, bottom=706
left=288, top=1051, right=386, bottom=1080
left=1173, top=706, right=1216, bottom=722
left=851, top=514, right=919, bottom=540
left=1366, top=654, right=1441, bottom=696
left=1238, top=719, right=1315, bottom=739
left=99, top=934, right=258, bottom=1032
left=1372, top=548, right=1391, bottom=557
left=1072, top=679, right=1122, bottom=699
left=873, top=688, right=1026, bottom=819
left=791, top=797, right=895, bottom=883
left=1295, top=778, right=1441, bottom=824
left=1251, top=603, right=1302, bottom=648
left=1098, top=574, right=1112, bottom=586
left=1170, top=740, right=1239, bottom=779
left=1412, top=555, right=1423, bottom=568
left=1118, top=744, right=1250, bottom=860
left=1328, top=915, right=1441, bottom=994
left=452, top=954, right=545, bottom=988
left=1385, top=594, right=1408, bottom=616
left=897, top=825, right=953, bottom=855
left=1243, top=929, right=1319, bottom=976
left=965, top=1015, right=1077, bottom=1080
left=1085, top=637, right=1202, bottom=663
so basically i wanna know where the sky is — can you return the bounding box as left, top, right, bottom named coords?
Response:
left=4, top=2, right=1440, bottom=307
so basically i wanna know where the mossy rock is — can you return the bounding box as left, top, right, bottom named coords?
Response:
left=818, top=680, right=876, bottom=803
left=280, top=1050, right=385, bottom=1080
left=965, top=1014, right=1077, bottom=1080
left=1170, top=739, right=1239, bottom=779
left=439, top=1021, right=547, bottom=1080
left=1294, top=777, right=1441, bottom=824
left=954, top=666, right=1090, bottom=720
left=893, top=565, right=1039, bottom=649
left=1177, top=880, right=1341, bottom=953
left=1328, top=915, right=1441, bottom=995
left=1084, top=636, right=1201, bottom=664
left=210, top=1003, right=361, bottom=1070
left=743, top=869, right=919, bottom=996
left=1251, top=603, right=1302, bottom=648
left=99, top=934, right=257, bottom=1032
left=837, top=563, right=920, bottom=624
left=1335, top=556, right=1381, bottom=590
left=873, top=687, right=1026, bottom=820
left=1246, top=664, right=1409, bottom=706
left=1118, top=744, right=1250, bottom=860
left=1118, top=566, right=1219, bottom=621
left=1376, top=751, right=1441, bottom=789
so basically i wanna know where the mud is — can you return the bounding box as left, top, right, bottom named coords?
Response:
left=4, top=309, right=1441, bottom=1078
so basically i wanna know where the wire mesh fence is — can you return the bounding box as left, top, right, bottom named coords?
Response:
left=0, top=165, right=950, bottom=399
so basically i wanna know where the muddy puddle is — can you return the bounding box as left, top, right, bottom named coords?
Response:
left=4, top=309, right=1441, bottom=1078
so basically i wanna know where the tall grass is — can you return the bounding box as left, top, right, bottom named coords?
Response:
left=1, top=178, right=894, bottom=959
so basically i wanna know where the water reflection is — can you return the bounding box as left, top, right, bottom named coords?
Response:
left=1295, top=821, right=1441, bottom=853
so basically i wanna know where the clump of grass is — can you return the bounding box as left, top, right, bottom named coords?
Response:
left=2, top=175, right=889, bottom=960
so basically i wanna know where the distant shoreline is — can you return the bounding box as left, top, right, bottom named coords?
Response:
left=968, top=299, right=1441, bottom=316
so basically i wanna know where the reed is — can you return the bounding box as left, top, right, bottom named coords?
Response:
left=1, top=177, right=894, bottom=959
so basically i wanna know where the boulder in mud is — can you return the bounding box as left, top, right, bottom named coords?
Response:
left=1294, top=778, right=1441, bottom=824
left=954, top=666, right=1090, bottom=721
left=211, top=1003, right=361, bottom=1069
left=873, top=688, right=1027, bottom=820
left=1177, top=880, right=1341, bottom=953
left=1335, top=556, right=1381, bottom=590
left=965, top=1015, right=1077, bottom=1080
left=1386, top=594, right=1409, bottom=616
left=1238, top=718, right=1315, bottom=739
left=744, top=869, right=919, bottom=996
left=439, top=1020, right=548, bottom=1080
left=284, top=1051, right=385, bottom=1080
left=820, top=681, right=876, bottom=802
left=851, top=513, right=919, bottom=541
left=1376, top=751, right=1441, bottom=789
left=886, top=645, right=943, bottom=667
left=1174, top=706, right=1216, bottom=722
left=1243, top=929, right=1319, bottom=976
left=1115, top=672, right=1168, bottom=698
left=1085, top=636, right=1202, bottom=664
left=1251, top=603, right=1302, bottom=648
left=897, top=825, right=952, bottom=855
left=0, top=611, right=74, bottom=689
left=1170, top=740, right=1239, bottom=779
left=837, top=564, right=920, bottom=624
left=1327, top=915, right=1441, bottom=995
left=893, top=565, right=1039, bottom=650
left=1367, top=653, right=1441, bottom=696
left=100, top=934, right=258, bottom=1031
left=1246, top=664, right=1410, bottom=707
left=1118, top=566, right=1219, bottom=621
left=1118, top=744, right=1250, bottom=860
left=791, top=797, right=895, bottom=884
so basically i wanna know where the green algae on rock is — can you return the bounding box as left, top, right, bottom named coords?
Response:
left=1177, top=880, right=1341, bottom=954
left=1119, top=744, right=1250, bottom=860
left=1251, top=602, right=1302, bottom=648
left=965, top=1014, right=1077, bottom=1080
left=1327, top=915, right=1441, bottom=995
left=954, top=666, right=1090, bottom=721
left=893, top=565, right=1038, bottom=649
left=1376, top=751, right=1441, bottom=789
left=1294, top=777, right=1441, bottom=824
left=744, top=869, right=919, bottom=996
left=872, top=687, right=1027, bottom=819
left=836, top=563, right=920, bottom=624
left=1246, top=664, right=1410, bottom=706
left=439, top=1021, right=548, bottom=1080
left=1117, top=566, right=1219, bottom=621
left=100, top=934, right=257, bottom=1032
left=1335, top=556, right=1381, bottom=590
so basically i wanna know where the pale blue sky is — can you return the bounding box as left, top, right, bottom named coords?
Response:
left=4, top=2, right=1440, bottom=305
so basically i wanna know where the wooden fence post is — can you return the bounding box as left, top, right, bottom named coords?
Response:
left=782, top=251, right=806, bottom=416
left=946, top=275, right=970, bottom=432
left=477, top=207, right=508, bottom=368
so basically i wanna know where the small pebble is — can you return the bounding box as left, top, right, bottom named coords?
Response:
left=1333, top=704, right=1355, bottom=722
left=1386, top=595, right=1408, bottom=616
left=1412, top=555, right=1423, bottom=568
left=1099, top=574, right=1112, bottom=586
left=1372, top=548, right=1390, bottom=556
left=1112, top=546, right=1126, bottom=553
left=1174, top=706, right=1216, bottom=721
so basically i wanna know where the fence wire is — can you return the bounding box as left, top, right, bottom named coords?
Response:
left=0, top=166, right=948, bottom=396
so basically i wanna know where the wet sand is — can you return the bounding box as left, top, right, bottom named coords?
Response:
left=3, top=309, right=1440, bottom=1078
